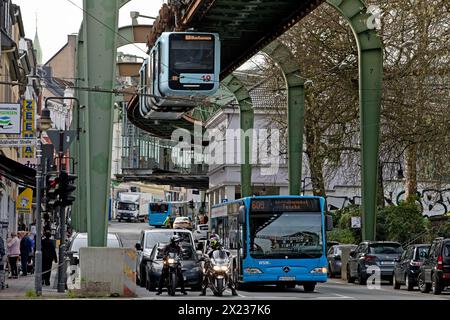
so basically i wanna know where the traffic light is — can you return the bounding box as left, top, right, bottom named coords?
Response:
left=60, top=170, right=77, bottom=207
left=46, top=172, right=62, bottom=209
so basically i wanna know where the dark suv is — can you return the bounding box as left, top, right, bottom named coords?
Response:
left=393, top=244, right=430, bottom=291
left=347, top=241, right=403, bottom=285
left=418, top=237, right=450, bottom=295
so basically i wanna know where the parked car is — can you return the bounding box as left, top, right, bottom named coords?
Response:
left=135, top=229, right=195, bottom=287
left=393, top=243, right=430, bottom=291
left=327, top=244, right=357, bottom=278
left=66, top=232, right=123, bottom=287
left=418, top=237, right=450, bottom=295
left=173, top=216, right=193, bottom=230
left=347, top=241, right=403, bottom=285
left=193, top=224, right=209, bottom=241
left=327, top=241, right=340, bottom=253
left=145, top=242, right=203, bottom=291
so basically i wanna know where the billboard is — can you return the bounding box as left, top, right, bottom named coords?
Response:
left=0, top=104, right=21, bottom=134
left=21, top=100, right=35, bottom=159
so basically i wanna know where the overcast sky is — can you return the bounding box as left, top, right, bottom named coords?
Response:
left=13, top=0, right=164, bottom=63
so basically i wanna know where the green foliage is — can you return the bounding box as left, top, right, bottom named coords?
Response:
left=25, top=289, right=37, bottom=298
left=327, top=228, right=356, bottom=244
left=377, top=201, right=426, bottom=244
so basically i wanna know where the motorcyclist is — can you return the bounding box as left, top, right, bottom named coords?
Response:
left=156, top=235, right=187, bottom=295
left=200, top=236, right=238, bottom=296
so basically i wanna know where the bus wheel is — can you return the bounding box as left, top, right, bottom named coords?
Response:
left=303, top=283, right=316, bottom=293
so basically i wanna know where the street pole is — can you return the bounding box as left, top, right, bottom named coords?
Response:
left=34, top=139, right=43, bottom=296
left=57, top=131, right=66, bottom=293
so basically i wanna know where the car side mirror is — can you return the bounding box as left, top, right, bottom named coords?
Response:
left=325, top=215, right=333, bottom=231
left=135, top=243, right=142, bottom=251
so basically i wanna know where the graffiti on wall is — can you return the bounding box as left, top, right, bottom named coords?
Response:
left=325, top=189, right=450, bottom=218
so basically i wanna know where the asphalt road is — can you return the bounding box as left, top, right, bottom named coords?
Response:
left=108, top=221, right=450, bottom=300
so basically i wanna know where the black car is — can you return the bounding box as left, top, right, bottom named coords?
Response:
left=145, top=242, right=203, bottom=291
left=418, top=237, right=450, bottom=295
left=347, top=241, right=403, bottom=285
left=393, top=244, right=430, bottom=291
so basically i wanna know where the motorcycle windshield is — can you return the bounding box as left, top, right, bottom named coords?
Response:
left=212, top=250, right=229, bottom=265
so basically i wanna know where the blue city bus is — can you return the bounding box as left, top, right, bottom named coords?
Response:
left=210, top=196, right=333, bottom=292
left=148, top=201, right=190, bottom=227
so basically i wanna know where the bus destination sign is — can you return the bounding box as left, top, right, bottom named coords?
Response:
left=251, top=198, right=321, bottom=212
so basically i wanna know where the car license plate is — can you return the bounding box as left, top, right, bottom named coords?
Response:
left=279, top=276, right=295, bottom=281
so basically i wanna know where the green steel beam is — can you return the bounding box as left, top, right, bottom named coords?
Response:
left=327, top=0, right=383, bottom=240
left=82, top=0, right=120, bottom=246
left=222, top=74, right=254, bottom=197
left=262, top=40, right=305, bottom=195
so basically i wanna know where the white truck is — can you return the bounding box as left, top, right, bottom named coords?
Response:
left=116, top=192, right=152, bottom=222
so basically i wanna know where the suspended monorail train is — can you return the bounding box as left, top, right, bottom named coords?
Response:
left=139, top=32, right=221, bottom=120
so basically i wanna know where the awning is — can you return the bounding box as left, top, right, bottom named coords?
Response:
left=0, top=154, right=36, bottom=189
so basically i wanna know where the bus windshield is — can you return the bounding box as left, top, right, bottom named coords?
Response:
left=150, top=203, right=169, bottom=214
left=249, top=212, right=323, bottom=259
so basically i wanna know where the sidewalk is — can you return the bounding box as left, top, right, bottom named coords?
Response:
left=0, top=263, right=66, bottom=299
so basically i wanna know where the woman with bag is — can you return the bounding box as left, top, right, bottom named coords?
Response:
left=6, top=232, right=20, bottom=278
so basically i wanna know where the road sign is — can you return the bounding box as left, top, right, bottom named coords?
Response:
left=47, top=130, right=76, bottom=153
left=351, top=216, right=361, bottom=229
left=0, top=138, right=35, bottom=147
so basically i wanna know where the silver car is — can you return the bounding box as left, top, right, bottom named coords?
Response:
left=327, top=244, right=357, bottom=278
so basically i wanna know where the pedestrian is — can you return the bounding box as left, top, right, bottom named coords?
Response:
left=41, top=231, right=57, bottom=286
left=43, top=213, right=52, bottom=233
left=6, top=232, right=20, bottom=278
left=19, top=231, right=32, bottom=276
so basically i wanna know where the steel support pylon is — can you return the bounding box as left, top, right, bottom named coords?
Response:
left=327, top=0, right=383, bottom=240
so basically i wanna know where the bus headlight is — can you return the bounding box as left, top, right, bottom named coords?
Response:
left=244, top=268, right=263, bottom=274
left=310, top=267, right=327, bottom=274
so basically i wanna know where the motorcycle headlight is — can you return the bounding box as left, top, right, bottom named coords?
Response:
left=213, top=265, right=221, bottom=271
left=168, top=258, right=175, bottom=264
left=221, top=266, right=228, bottom=271
left=310, top=267, right=327, bottom=274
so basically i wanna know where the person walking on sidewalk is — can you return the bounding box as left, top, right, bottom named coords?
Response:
left=7, top=232, right=20, bottom=278
left=41, top=231, right=57, bottom=286
left=19, top=231, right=33, bottom=276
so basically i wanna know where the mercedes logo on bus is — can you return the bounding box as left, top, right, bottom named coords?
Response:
left=283, top=266, right=290, bottom=273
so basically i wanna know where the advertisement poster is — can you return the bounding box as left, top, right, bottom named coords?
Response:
left=20, top=99, right=35, bottom=159
left=0, top=103, right=21, bottom=134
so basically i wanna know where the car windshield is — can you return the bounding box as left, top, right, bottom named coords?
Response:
left=249, top=212, right=323, bottom=259
left=415, top=246, right=431, bottom=260
left=71, top=236, right=121, bottom=253
left=335, top=246, right=356, bottom=255
left=145, top=232, right=192, bottom=249
left=369, top=243, right=403, bottom=254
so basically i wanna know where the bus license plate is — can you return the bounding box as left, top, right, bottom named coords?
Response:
left=279, top=276, right=295, bottom=281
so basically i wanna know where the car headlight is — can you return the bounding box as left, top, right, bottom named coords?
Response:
left=310, top=267, right=327, bottom=274
left=168, top=258, right=175, bottom=264
left=244, top=268, right=262, bottom=274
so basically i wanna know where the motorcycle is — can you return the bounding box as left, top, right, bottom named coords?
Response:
left=164, top=252, right=181, bottom=296
left=205, top=249, right=232, bottom=296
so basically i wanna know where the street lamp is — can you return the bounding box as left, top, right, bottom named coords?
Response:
left=130, top=11, right=157, bottom=25
left=35, top=105, right=53, bottom=296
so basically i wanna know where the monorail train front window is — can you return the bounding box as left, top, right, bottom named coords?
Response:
left=169, top=36, right=214, bottom=73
